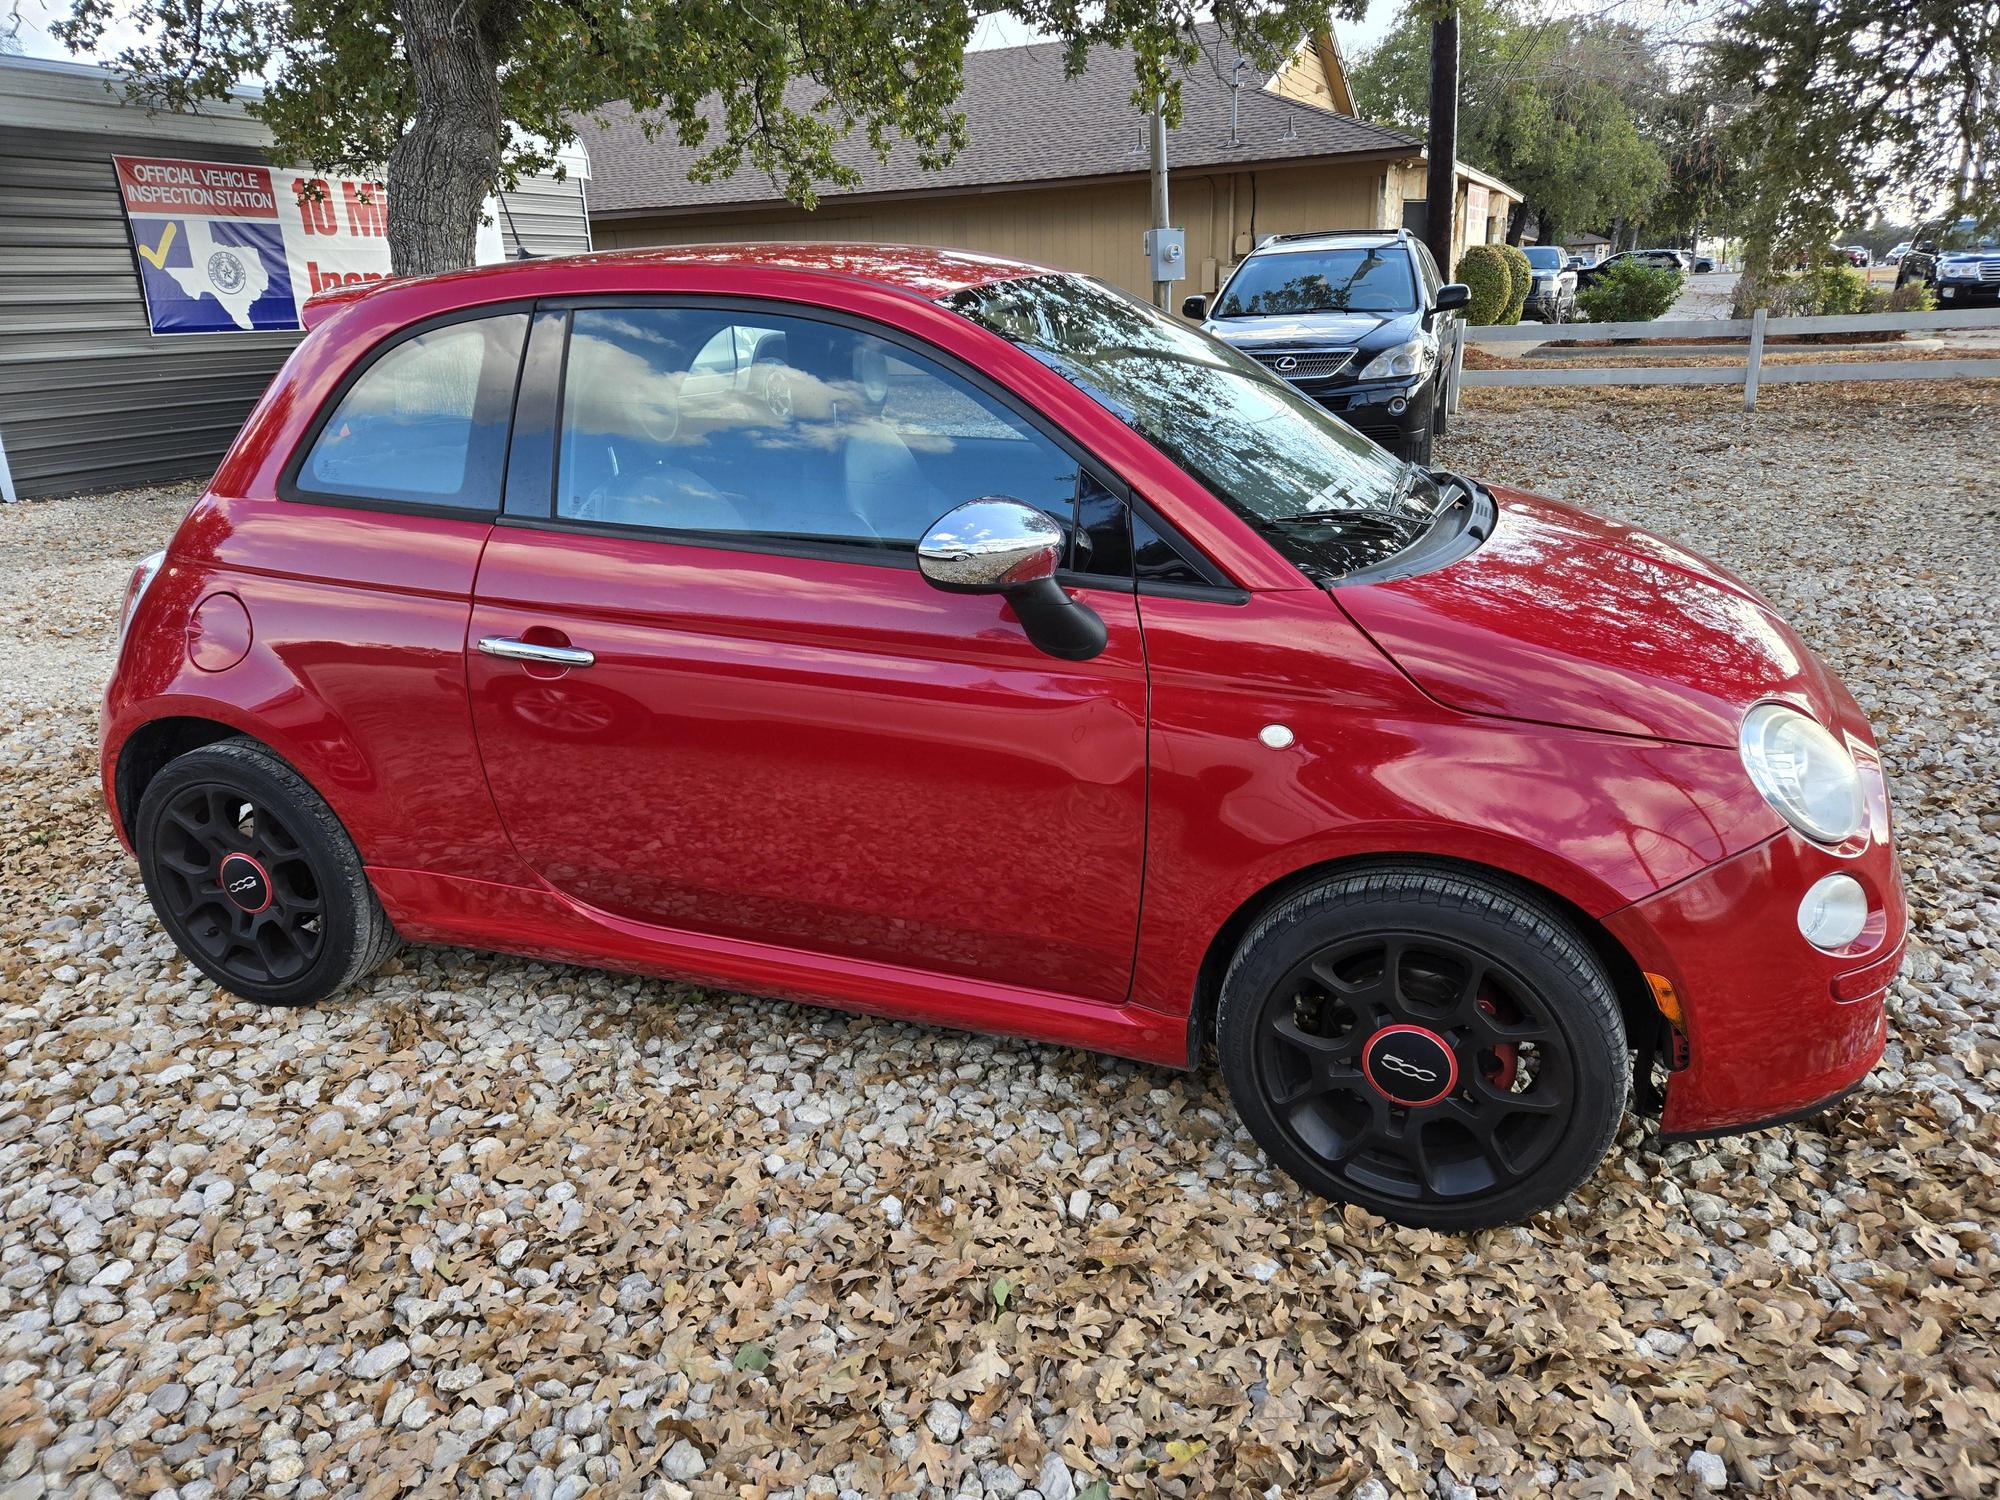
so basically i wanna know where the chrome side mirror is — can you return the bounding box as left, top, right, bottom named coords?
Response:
left=917, top=498, right=1107, bottom=661
left=916, top=497, right=1061, bottom=592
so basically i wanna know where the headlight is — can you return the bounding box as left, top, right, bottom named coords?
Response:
left=1941, top=259, right=1981, bottom=279
left=1739, top=703, right=1865, bottom=844
left=1357, top=338, right=1435, bottom=382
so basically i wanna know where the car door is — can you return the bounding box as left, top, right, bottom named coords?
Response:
left=465, top=300, right=1148, bottom=1004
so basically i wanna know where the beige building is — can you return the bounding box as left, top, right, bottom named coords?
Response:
left=577, top=27, right=1519, bottom=303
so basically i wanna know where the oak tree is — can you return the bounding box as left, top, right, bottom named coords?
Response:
left=53, top=0, right=1352, bottom=275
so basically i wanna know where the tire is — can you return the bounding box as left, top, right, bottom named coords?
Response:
left=1216, top=865, right=1628, bottom=1230
left=135, top=738, right=397, bottom=1007
left=1410, top=405, right=1436, bottom=465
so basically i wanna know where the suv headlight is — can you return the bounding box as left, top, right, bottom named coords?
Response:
left=1739, top=703, right=1865, bottom=844
left=1357, top=338, right=1435, bottom=382
left=1941, top=258, right=1981, bottom=279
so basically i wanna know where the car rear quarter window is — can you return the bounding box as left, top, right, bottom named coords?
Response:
left=296, top=313, right=528, bottom=511
left=553, top=306, right=1085, bottom=553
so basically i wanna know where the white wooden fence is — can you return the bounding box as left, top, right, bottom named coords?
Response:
left=1444, top=306, right=2000, bottom=412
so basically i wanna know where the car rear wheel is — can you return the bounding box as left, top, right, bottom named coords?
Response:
left=1216, top=865, right=1628, bottom=1229
left=135, top=738, right=396, bottom=1007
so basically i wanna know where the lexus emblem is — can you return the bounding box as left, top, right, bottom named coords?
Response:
left=1274, top=355, right=1299, bottom=372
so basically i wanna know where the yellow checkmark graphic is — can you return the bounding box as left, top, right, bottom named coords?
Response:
left=137, top=221, right=178, bottom=270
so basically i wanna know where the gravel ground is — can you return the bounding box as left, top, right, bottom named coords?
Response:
left=3, top=382, right=1997, bottom=1500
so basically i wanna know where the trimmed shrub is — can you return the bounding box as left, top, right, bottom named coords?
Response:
left=1454, top=244, right=1511, bottom=326
left=1576, top=261, right=1683, bottom=323
left=1498, top=244, right=1532, bottom=324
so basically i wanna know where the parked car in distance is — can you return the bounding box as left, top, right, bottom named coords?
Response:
left=1182, top=228, right=1469, bottom=464
left=1898, top=218, right=2000, bottom=304
left=1576, top=248, right=1686, bottom=284
left=103, top=243, right=1907, bottom=1230
left=1521, top=245, right=1577, bottom=322
left=1690, top=254, right=1716, bottom=274
left=1565, top=253, right=1589, bottom=273
left=1885, top=241, right=1913, bottom=266
left=1839, top=245, right=1871, bottom=268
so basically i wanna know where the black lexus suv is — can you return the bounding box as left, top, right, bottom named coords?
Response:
left=1182, top=228, right=1470, bottom=464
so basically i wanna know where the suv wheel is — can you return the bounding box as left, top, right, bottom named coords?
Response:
left=135, top=738, right=397, bottom=1006
left=1410, top=403, right=1437, bottom=465
left=1216, top=866, right=1628, bottom=1229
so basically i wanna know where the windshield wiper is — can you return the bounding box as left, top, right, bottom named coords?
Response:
left=1257, top=509, right=1418, bottom=535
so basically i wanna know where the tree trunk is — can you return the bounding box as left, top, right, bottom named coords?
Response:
left=1505, top=201, right=1529, bottom=246
left=1424, top=6, right=1459, bottom=278
left=387, top=0, right=506, bottom=276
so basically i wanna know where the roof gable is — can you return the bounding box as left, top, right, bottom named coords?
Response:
left=580, top=25, right=1416, bottom=217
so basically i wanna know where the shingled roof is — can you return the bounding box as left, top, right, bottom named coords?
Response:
left=579, top=27, right=1421, bottom=218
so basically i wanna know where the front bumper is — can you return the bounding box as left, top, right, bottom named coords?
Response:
left=1936, top=280, right=2000, bottom=303
left=1604, top=806, right=1907, bottom=1137
left=1300, top=373, right=1437, bottom=449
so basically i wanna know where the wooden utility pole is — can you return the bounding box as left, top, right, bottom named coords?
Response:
left=1424, top=5, right=1460, bottom=279
left=1148, top=99, right=1172, bottom=309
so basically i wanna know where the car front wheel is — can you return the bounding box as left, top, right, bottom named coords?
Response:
left=135, top=738, right=397, bottom=1007
left=1217, top=865, right=1629, bottom=1229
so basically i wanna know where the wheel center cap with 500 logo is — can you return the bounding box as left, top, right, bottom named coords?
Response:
left=1362, top=1023, right=1458, bottom=1107
left=217, top=852, right=273, bottom=914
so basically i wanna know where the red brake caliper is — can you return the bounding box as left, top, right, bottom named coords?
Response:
left=1478, top=993, right=1519, bottom=1090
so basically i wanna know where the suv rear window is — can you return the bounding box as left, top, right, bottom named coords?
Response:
left=295, top=313, right=528, bottom=510
left=1214, top=247, right=1415, bottom=318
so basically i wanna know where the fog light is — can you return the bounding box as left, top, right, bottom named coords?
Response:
left=1388, top=396, right=1408, bottom=415
left=1798, top=874, right=1868, bottom=952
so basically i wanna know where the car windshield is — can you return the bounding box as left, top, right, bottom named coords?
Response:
left=1210, top=246, right=1415, bottom=317
left=1525, top=247, right=1566, bottom=270
left=942, top=273, right=1446, bottom=579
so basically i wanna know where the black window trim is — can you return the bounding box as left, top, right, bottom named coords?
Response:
left=506, top=293, right=1242, bottom=595
left=277, top=299, right=541, bottom=520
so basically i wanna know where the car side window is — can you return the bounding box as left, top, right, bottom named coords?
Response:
left=555, top=307, right=1088, bottom=553
left=297, top=313, right=528, bottom=509
left=1413, top=242, right=1441, bottom=296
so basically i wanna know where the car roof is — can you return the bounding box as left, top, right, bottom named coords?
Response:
left=301, top=242, right=1054, bottom=328
left=1247, top=229, right=1406, bottom=256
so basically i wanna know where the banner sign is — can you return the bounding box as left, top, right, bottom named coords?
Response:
left=113, top=154, right=392, bottom=335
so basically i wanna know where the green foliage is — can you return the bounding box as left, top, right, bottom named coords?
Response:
left=1498, top=244, right=1531, bottom=325
left=1712, top=0, right=1999, bottom=262
left=54, top=0, right=1354, bottom=273
left=1733, top=264, right=1910, bottom=319
left=1869, top=281, right=1936, bottom=315
left=1353, top=0, right=1669, bottom=248
left=1797, top=264, right=1869, bottom=318
left=1576, top=263, right=1683, bottom=324
left=1454, top=245, right=1512, bottom=326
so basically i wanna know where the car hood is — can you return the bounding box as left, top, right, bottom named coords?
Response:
left=1335, top=487, right=1844, bottom=747
left=1205, top=310, right=1413, bottom=347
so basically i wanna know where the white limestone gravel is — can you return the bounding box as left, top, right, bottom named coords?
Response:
left=1, top=381, right=1996, bottom=1499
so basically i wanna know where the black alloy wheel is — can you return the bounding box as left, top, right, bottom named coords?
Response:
left=1218, top=866, right=1627, bottom=1229
left=135, top=738, right=396, bottom=1006
left=150, top=782, right=326, bottom=984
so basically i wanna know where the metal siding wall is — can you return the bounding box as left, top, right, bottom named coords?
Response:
left=0, top=127, right=301, bottom=498
left=0, top=123, right=590, bottom=499
left=498, top=173, right=593, bottom=258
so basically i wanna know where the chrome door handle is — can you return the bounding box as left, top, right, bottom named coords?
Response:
left=477, top=636, right=595, bottom=668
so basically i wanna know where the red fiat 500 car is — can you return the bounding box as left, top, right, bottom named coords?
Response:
left=102, top=246, right=1905, bottom=1228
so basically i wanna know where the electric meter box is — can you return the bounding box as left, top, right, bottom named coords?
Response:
left=1143, top=227, right=1187, bottom=282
